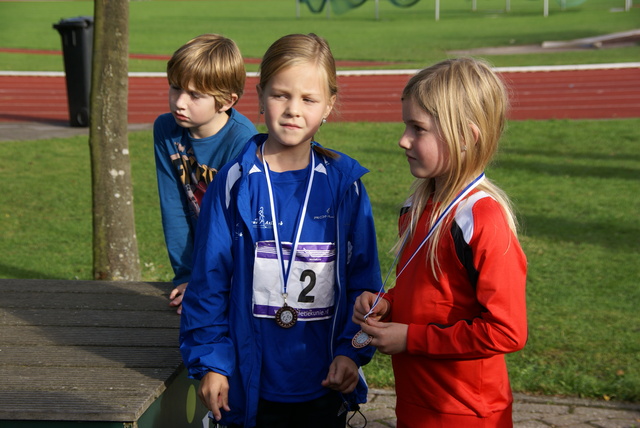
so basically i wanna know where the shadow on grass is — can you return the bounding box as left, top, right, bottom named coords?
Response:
left=0, top=263, right=59, bottom=280
left=521, top=214, right=639, bottom=251
left=496, top=158, right=639, bottom=181
left=502, top=147, right=640, bottom=164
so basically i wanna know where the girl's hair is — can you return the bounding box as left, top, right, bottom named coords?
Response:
left=167, top=34, right=246, bottom=110
left=258, top=33, right=338, bottom=159
left=396, top=57, right=518, bottom=276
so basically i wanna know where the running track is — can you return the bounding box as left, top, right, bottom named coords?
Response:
left=1, top=64, right=639, bottom=125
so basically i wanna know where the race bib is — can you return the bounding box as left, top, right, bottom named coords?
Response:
left=253, top=241, right=336, bottom=321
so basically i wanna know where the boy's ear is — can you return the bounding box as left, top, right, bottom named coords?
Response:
left=218, top=93, right=239, bottom=112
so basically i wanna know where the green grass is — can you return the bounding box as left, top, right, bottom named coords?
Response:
left=494, top=120, right=640, bottom=401
left=0, top=0, right=639, bottom=71
left=1, top=120, right=639, bottom=402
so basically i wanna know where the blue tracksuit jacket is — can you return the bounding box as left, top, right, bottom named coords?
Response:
left=180, top=134, right=382, bottom=427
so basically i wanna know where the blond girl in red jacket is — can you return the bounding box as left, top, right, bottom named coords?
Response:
left=353, top=57, right=528, bottom=428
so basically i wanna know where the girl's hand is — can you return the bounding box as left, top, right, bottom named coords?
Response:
left=321, top=355, right=359, bottom=393
left=352, top=291, right=390, bottom=324
left=169, top=282, right=188, bottom=314
left=198, top=371, right=231, bottom=421
left=360, top=318, right=408, bottom=355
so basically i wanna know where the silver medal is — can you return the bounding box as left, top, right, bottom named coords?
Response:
left=352, top=330, right=372, bottom=348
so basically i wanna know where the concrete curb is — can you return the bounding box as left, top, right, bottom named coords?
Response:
left=358, top=389, right=640, bottom=428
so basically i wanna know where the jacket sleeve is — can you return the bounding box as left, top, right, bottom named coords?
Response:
left=153, top=116, right=194, bottom=286
left=407, top=198, right=528, bottom=359
left=179, top=167, right=236, bottom=380
left=334, top=179, right=381, bottom=367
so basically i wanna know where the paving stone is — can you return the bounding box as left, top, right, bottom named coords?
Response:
left=514, top=402, right=571, bottom=415
left=543, top=413, right=609, bottom=426
left=591, top=419, right=640, bottom=428
left=573, top=407, right=640, bottom=421
left=514, top=421, right=554, bottom=428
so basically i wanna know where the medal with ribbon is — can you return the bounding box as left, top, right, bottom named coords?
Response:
left=352, top=172, right=486, bottom=347
left=262, top=143, right=316, bottom=328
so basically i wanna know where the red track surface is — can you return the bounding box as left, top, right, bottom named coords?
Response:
left=1, top=67, right=639, bottom=125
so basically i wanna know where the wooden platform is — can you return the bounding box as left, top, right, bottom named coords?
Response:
left=0, top=279, right=209, bottom=427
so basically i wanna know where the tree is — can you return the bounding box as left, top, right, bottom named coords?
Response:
left=89, top=0, right=141, bottom=280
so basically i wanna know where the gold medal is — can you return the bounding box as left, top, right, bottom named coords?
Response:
left=352, top=330, right=372, bottom=348
left=275, top=303, right=298, bottom=328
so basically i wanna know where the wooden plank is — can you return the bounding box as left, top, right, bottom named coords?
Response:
left=0, top=279, right=172, bottom=295
left=0, top=366, right=179, bottom=392
left=0, top=390, right=154, bottom=421
left=2, top=290, right=176, bottom=311
left=0, top=279, right=185, bottom=422
left=0, top=346, right=182, bottom=368
left=3, top=326, right=178, bottom=347
left=1, top=307, right=178, bottom=328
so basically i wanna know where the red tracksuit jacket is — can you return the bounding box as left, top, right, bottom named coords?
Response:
left=384, top=190, right=528, bottom=428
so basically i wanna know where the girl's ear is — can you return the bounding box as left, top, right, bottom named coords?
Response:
left=324, top=94, right=337, bottom=119
left=256, top=84, right=264, bottom=114
left=469, top=123, right=481, bottom=144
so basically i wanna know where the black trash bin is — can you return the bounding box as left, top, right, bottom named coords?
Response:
left=53, top=16, right=93, bottom=127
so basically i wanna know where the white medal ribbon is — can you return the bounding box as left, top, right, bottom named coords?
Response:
left=261, top=143, right=316, bottom=303
left=364, top=172, right=486, bottom=319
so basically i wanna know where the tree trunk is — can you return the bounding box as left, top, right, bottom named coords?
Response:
left=89, top=0, right=141, bottom=280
